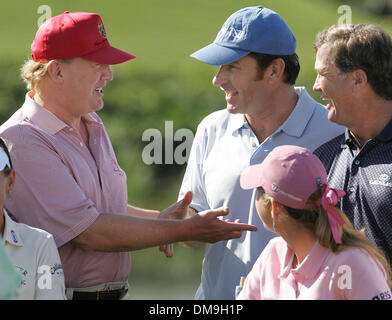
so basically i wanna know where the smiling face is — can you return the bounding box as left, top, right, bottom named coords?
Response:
left=212, top=55, right=270, bottom=116
left=60, top=58, right=113, bottom=117
left=313, top=44, right=355, bottom=126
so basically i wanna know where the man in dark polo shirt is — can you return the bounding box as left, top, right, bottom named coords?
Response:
left=313, top=24, right=392, bottom=265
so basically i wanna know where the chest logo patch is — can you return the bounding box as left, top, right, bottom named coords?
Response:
left=370, top=174, right=392, bottom=187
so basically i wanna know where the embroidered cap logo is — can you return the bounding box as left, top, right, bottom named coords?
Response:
left=98, top=22, right=107, bottom=39
left=271, top=183, right=302, bottom=202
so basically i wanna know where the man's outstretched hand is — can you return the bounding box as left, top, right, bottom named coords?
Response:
left=158, top=191, right=257, bottom=257
left=186, top=207, right=257, bottom=243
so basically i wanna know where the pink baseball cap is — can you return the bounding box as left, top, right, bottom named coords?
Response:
left=31, top=11, right=136, bottom=65
left=240, top=145, right=328, bottom=209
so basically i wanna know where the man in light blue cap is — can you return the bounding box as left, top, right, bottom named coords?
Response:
left=178, top=6, right=345, bottom=299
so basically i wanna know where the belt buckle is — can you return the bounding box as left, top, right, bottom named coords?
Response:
left=96, top=286, right=111, bottom=300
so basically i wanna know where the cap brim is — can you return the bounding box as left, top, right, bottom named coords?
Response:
left=240, top=164, right=264, bottom=190
left=82, top=45, right=136, bottom=65
left=190, top=42, right=249, bottom=66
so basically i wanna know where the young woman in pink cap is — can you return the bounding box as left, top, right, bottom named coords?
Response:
left=237, top=145, right=391, bottom=300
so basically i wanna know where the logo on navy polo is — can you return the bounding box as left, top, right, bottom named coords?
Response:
left=370, top=174, right=392, bottom=187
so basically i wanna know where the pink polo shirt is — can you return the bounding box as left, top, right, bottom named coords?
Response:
left=237, top=237, right=392, bottom=300
left=0, top=92, right=130, bottom=288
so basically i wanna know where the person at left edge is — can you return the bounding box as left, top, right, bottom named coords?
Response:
left=0, top=11, right=257, bottom=300
left=0, top=138, right=66, bottom=299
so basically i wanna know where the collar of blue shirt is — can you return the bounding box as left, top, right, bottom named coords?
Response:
left=228, top=87, right=315, bottom=138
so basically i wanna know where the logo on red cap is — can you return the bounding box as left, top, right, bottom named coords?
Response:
left=98, top=22, right=107, bottom=39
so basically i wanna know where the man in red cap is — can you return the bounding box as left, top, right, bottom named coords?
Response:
left=0, top=11, right=257, bottom=300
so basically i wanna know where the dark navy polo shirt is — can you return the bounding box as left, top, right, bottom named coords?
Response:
left=314, top=120, right=392, bottom=265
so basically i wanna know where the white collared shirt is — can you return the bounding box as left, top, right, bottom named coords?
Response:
left=2, top=209, right=66, bottom=299
left=178, top=87, right=346, bottom=299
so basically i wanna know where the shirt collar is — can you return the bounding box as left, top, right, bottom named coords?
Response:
left=228, top=87, right=315, bottom=137
left=2, top=209, right=24, bottom=247
left=341, top=117, right=392, bottom=149
left=21, top=92, right=68, bottom=135
left=21, top=91, right=101, bottom=135
left=279, top=240, right=330, bottom=281
left=375, top=118, right=392, bottom=142
left=228, top=113, right=248, bottom=133
left=279, top=87, right=315, bottom=137
left=293, top=241, right=330, bottom=280
left=342, top=129, right=355, bottom=149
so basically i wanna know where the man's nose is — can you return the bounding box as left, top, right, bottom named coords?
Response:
left=102, top=64, right=114, bottom=82
left=313, top=74, right=321, bottom=92
left=212, top=66, right=225, bottom=87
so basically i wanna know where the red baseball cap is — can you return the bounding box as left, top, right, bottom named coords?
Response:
left=240, top=145, right=328, bottom=210
left=31, top=11, right=136, bottom=65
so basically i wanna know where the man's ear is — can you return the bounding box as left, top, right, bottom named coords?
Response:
left=351, top=69, right=367, bottom=89
left=6, top=169, right=15, bottom=194
left=46, top=60, right=65, bottom=84
left=266, top=58, right=285, bottom=82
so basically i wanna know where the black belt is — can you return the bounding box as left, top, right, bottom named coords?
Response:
left=72, top=286, right=128, bottom=300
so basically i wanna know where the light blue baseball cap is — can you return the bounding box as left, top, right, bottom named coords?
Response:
left=190, top=6, right=296, bottom=65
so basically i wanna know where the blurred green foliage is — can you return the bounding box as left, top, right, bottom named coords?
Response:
left=1, top=0, right=392, bottom=299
